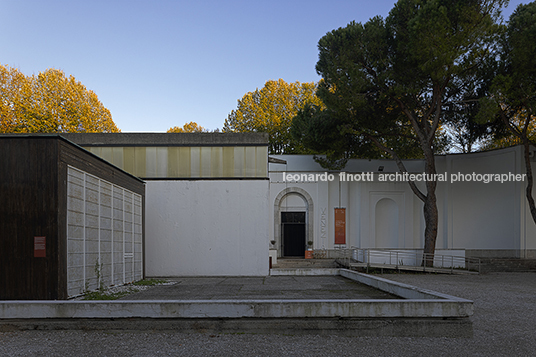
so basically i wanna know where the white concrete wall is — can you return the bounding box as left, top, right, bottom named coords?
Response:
left=67, top=167, right=143, bottom=297
left=145, top=180, right=269, bottom=277
left=270, top=147, right=536, bottom=258
left=436, top=148, right=524, bottom=253
left=269, top=167, right=422, bottom=255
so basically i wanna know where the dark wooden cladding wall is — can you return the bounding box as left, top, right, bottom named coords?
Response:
left=0, top=136, right=145, bottom=300
left=0, top=138, right=62, bottom=299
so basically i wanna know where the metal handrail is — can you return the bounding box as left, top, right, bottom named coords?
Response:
left=336, top=248, right=481, bottom=274
left=334, top=248, right=353, bottom=269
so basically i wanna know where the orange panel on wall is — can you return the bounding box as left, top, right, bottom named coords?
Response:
left=334, top=208, right=346, bottom=245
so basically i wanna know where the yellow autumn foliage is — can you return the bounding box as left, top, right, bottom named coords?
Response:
left=0, top=64, right=119, bottom=133
left=223, top=79, right=324, bottom=154
left=0, top=65, right=27, bottom=132
left=167, top=121, right=206, bottom=133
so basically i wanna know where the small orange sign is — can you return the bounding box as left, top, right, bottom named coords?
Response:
left=334, top=208, right=346, bottom=245
left=34, top=236, right=46, bottom=258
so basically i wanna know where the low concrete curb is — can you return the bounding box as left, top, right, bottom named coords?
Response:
left=0, top=270, right=473, bottom=336
left=340, top=269, right=473, bottom=301
left=0, top=269, right=472, bottom=319
left=0, top=298, right=471, bottom=319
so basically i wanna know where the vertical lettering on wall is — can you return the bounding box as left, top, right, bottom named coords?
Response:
left=320, top=208, right=327, bottom=249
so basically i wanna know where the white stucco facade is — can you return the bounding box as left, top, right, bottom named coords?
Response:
left=145, top=180, right=269, bottom=277
left=270, top=146, right=536, bottom=259
left=65, top=134, right=536, bottom=277
left=66, top=133, right=271, bottom=278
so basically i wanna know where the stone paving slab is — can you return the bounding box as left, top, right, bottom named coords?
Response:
left=119, top=276, right=399, bottom=300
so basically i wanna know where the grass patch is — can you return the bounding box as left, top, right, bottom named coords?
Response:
left=81, top=279, right=169, bottom=300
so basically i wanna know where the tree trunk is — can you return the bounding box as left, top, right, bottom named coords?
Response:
left=522, top=141, right=536, bottom=225
left=422, top=192, right=439, bottom=267
left=422, top=148, right=439, bottom=267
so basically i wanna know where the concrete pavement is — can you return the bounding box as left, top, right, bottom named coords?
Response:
left=1, top=272, right=533, bottom=356
left=118, top=275, right=398, bottom=300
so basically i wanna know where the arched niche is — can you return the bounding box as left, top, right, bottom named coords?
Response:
left=375, top=197, right=399, bottom=248
left=273, top=187, right=314, bottom=257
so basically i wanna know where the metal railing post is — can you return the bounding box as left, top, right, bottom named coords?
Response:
left=367, top=249, right=370, bottom=273
left=423, top=253, right=426, bottom=272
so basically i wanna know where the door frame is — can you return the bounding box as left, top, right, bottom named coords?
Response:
left=281, top=211, right=306, bottom=257
left=274, top=187, right=314, bottom=258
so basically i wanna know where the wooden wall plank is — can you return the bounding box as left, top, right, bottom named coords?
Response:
left=0, top=136, right=145, bottom=300
left=0, top=138, right=60, bottom=299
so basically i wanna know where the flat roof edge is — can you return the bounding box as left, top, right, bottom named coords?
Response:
left=0, top=134, right=145, bottom=184
left=59, top=132, right=269, bottom=146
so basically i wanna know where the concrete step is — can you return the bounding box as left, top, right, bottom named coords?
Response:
left=272, top=259, right=338, bottom=269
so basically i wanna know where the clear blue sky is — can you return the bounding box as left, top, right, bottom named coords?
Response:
left=1, top=0, right=526, bottom=132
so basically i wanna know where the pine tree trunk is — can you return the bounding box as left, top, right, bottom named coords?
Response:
left=422, top=148, right=439, bottom=267
left=523, top=141, right=536, bottom=225
left=422, top=193, right=439, bottom=267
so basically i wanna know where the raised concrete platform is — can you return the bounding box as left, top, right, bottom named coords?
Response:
left=0, top=270, right=473, bottom=336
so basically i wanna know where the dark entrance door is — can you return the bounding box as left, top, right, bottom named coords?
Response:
left=281, top=212, right=306, bottom=257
